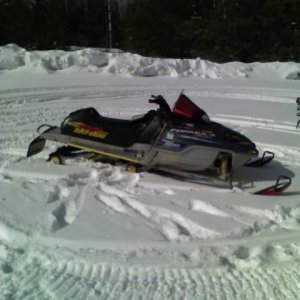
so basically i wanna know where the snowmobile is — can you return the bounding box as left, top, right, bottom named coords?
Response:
left=27, top=93, right=291, bottom=195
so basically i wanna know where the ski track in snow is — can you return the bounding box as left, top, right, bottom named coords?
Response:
left=1, top=76, right=300, bottom=299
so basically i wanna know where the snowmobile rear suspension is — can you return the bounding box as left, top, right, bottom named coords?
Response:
left=215, top=153, right=232, bottom=182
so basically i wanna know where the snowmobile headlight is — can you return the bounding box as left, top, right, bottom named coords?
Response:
left=202, top=114, right=210, bottom=123
left=249, top=149, right=259, bottom=156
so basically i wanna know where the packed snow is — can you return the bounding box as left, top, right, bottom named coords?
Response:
left=1, top=45, right=300, bottom=299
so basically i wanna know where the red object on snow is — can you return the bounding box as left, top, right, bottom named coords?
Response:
left=254, top=176, right=291, bottom=196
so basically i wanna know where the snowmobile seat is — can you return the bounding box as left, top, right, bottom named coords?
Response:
left=61, top=107, right=162, bottom=147
left=94, top=109, right=157, bottom=126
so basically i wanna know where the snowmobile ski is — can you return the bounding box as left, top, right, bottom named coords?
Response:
left=253, top=176, right=291, bottom=196
left=245, top=151, right=275, bottom=167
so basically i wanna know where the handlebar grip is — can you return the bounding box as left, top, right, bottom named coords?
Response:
left=148, top=95, right=157, bottom=102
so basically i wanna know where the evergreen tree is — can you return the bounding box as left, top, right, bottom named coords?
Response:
left=0, top=0, right=32, bottom=47
left=0, top=0, right=299, bottom=62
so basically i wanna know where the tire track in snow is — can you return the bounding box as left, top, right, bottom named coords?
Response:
left=219, top=271, right=238, bottom=300
left=2, top=241, right=300, bottom=299
left=213, top=114, right=300, bottom=136
left=256, top=142, right=300, bottom=166
left=1, top=158, right=300, bottom=247
left=190, top=89, right=299, bottom=104
left=210, top=113, right=300, bottom=166
left=96, top=182, right=220, bottom=241
left=0, top=85, right=143, bottom=105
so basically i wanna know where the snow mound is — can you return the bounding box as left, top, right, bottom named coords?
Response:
left=0, top=44, right=26, bottom=70
left=1, top=44, right=299, bottom=79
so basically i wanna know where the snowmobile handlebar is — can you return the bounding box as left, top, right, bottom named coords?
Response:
left=149, top=95, right=172, bottom=120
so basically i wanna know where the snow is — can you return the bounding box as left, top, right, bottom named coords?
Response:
left=1, top=44, right=300, bottom=299
left=1, top=43, right=300, bottom=79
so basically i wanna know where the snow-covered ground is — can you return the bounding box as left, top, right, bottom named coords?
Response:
left=1, top=45, right=300, bottom=299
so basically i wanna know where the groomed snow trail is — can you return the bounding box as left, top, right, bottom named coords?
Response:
left=2, top=242, right=300, bottom=300
left=1, top=72, right=300, bottom=299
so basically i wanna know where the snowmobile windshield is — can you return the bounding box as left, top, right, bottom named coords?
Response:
left=172, top=94, right=211, bottom=124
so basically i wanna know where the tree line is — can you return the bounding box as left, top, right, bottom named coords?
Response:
left=0, top=0, right=299, bottom=62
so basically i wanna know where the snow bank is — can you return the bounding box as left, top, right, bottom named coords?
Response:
left=1, top=44, right=299, bottom=79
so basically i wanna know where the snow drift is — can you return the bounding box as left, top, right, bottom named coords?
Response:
left=1, top=43, right=300, bottom=79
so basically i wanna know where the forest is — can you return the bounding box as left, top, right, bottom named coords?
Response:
left=0, top=0, right=299, bottom=62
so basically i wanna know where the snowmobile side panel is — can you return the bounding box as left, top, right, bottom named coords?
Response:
left=67, top=142, right=141, bottom=164
left=61, top=108, right=161, bottom=148
left=153, top=145, right=219, bottom=171
left=32, top=126, right=156, bottom=165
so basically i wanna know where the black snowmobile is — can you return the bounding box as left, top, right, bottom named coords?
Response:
left=27, top=93, right=291, bottom=195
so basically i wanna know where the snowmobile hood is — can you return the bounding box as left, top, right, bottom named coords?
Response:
left=161, top=121, right=257, bottom=155
left=170, top=94, right=257, bottom=154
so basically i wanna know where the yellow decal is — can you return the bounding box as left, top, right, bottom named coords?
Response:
left=68, top=121, right=109, bottom=139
